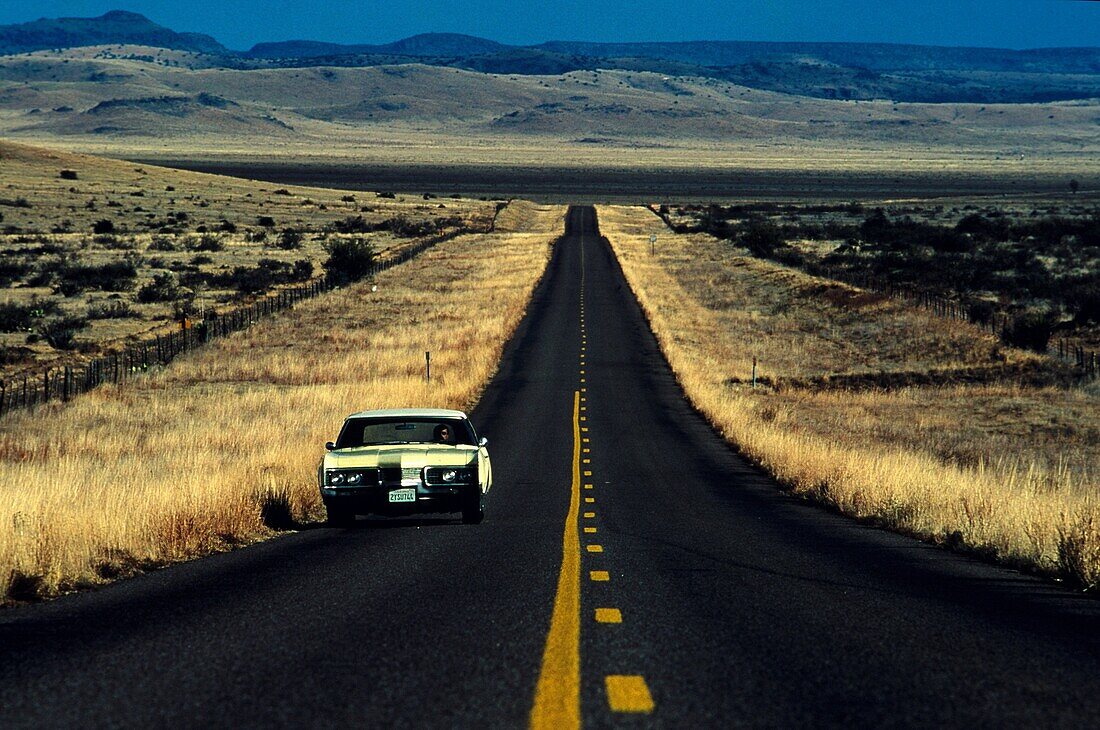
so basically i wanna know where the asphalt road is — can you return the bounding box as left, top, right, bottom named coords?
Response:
left=2, top=206, right=1100, bottom=727
left=131, top=159, right=1079, bottom=203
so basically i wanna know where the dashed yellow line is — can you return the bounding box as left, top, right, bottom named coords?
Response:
left=590, top=570, right=610, bottom=582
left=586, top=545, right=604, bottom=553
left=583, top=511, right=595, bottom=519
left=584, top=527, right=597, bottom=534
left=595, top=608, right=622, bottom=624
left=605, top=676, right=654, bottom=713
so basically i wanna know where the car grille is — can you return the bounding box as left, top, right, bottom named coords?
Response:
left=380, top=467, right=422, bottom=483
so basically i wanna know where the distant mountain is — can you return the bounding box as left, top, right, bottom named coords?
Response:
left=535, top=41, right=1100, bottom=75
left=0, top=10, right=227, bottom=55
left=247, top=33, right=506, bottom=60
left=1, top=11, right=1098, bottom=103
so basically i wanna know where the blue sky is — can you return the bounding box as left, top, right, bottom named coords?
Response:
left=2, top=1, right=1097, bottom=51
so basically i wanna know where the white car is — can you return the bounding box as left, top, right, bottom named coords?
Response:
left=319, top=408, right=492, bottom=525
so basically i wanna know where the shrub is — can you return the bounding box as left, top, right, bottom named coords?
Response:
left=740, top=218, right=786, bottom=257
left=136, top=272, right=181, bottom=303
left=292, top=259, right=313, bottom=281
left=276, top=228, right=303, bottom=249
left=323, top=238, right=376, bottom=284
left=218, top=220, right=237, bottom=233
left=189, top=233, right=225, bottom=252
left=0, top=259, right=32, bottom=286
left=56, top=261, right=138, bottom=296
left=92, top=219, right=115, bottom=234
left=330, top=216, right=370, bottom=233
left=39, top=315, right=90, bottom=350
left=147, top=235, right=177, bottom=251
left=59, top=169, right=78, bottom=180
left=1004, top=310, right=1058, bottom=353
left=87, top=301, right=138, bottom=319
left=0, top=298, right=58, bottom=332
left=257, top=216, right=275, bottom=227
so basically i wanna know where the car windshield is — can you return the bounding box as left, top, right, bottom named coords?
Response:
left=335, top=417, right=477, bottom=448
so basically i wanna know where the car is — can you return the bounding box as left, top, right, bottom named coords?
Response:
left=319, top=408, right=492, bottom=525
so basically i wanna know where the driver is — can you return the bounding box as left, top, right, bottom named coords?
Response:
left=433, top=423, right=455, bottom=444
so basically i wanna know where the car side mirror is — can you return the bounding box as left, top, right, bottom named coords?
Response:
left=325, top=441, right=335, bottom=451
left=479, top=437, right=489, bottom=447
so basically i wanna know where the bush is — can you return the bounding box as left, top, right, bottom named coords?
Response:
left=740, top=218, right=786, bottom=257
left=330, top=216, right=371, bottom=233
left=323, top=238, right=376, bottom=284
left=59, top=169, right=78, bottom=180
left=92, top=219, right=115, bottom=234
left=0, top=298, right=59, bottom=332
left=39, top=315, right=90, bottom=350
left=136, top=272, right=181, bottom=303
left=257, top=216, right=275, bottom=227
left=147, top=235, right=177, bottom=251
left=1004, top=310, right=1058, bottom=353
left=218, top=220, right=237, bottom=233
left=188, top=233, right=225, bottom=252
left=226, top=266, right=274, bottom=293
left=56, top=261, right=138, bottom=296
left=0, top=259, right=32, bottom=286
left=292, top=259, right=313, bottom=281
left=87, top=301, right=138, bottom=319
left=276, top=228, right=303, bottom=249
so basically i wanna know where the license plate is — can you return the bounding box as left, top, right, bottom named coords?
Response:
left=388, top=488, right=416, bottom=503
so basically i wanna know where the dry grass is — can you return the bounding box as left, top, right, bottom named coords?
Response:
left=0, top=140, right=494, bottom=376
left=2, top=51, right=1098, bottom=174
left=0, top=200, right=563, bottom=603
left=598, top=203, right=1100, bottom=589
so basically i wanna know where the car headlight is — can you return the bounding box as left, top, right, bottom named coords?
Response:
left=347, top=472, right=363, bottom=485
left=442, top=469, right=457, bottom=482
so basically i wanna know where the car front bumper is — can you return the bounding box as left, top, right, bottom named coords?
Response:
left=321, top=484, right=479, bottom=514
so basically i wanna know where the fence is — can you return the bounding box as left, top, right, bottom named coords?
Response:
left=646, top=204, right=1100, bottom=378
left=0, top=224, right=481, bottom=419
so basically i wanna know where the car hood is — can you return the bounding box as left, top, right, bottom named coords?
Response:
left=324, top=444, right=478, bottom=469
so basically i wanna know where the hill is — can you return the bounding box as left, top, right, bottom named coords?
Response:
left=0, top=11, right=1097, bottom=103
left=0, top=10, right=227, bottom=55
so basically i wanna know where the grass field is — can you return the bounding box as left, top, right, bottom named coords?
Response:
left=0, top=140, right=496, bottom=379
left=598, top=203, right=1100, bottom=589
left=0, top=198, right=563, bottom=603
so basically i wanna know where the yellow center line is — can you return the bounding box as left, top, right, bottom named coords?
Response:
left=595, top=608, right=622, bottom=624
left=606, top=676, right=654, bottom=713
left=529, top=391, right=582, bottom=730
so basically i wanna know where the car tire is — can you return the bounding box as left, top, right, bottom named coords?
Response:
left=461, top=495, right=484, bottom=525
left=326, top=506, right=355, bottom=527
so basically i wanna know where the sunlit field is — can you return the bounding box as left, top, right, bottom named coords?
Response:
left=599, top=204, right=1100, bottom=589
left=0, top=200, right=563, bottom=602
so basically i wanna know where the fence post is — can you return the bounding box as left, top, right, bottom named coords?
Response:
left=43, top=370, right=49, bottom=403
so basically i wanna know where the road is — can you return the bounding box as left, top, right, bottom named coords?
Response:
left=2, top=206, right=1100, bottom=727
left=132, top=159, right=1080, bottom=203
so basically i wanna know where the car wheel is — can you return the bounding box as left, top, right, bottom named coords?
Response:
left=326, top=506, right=355, bottom=527
left=461, top=495, right=484, bottom=525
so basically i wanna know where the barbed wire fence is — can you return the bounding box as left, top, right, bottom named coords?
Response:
left=0, top=213, right=503, bottom=418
